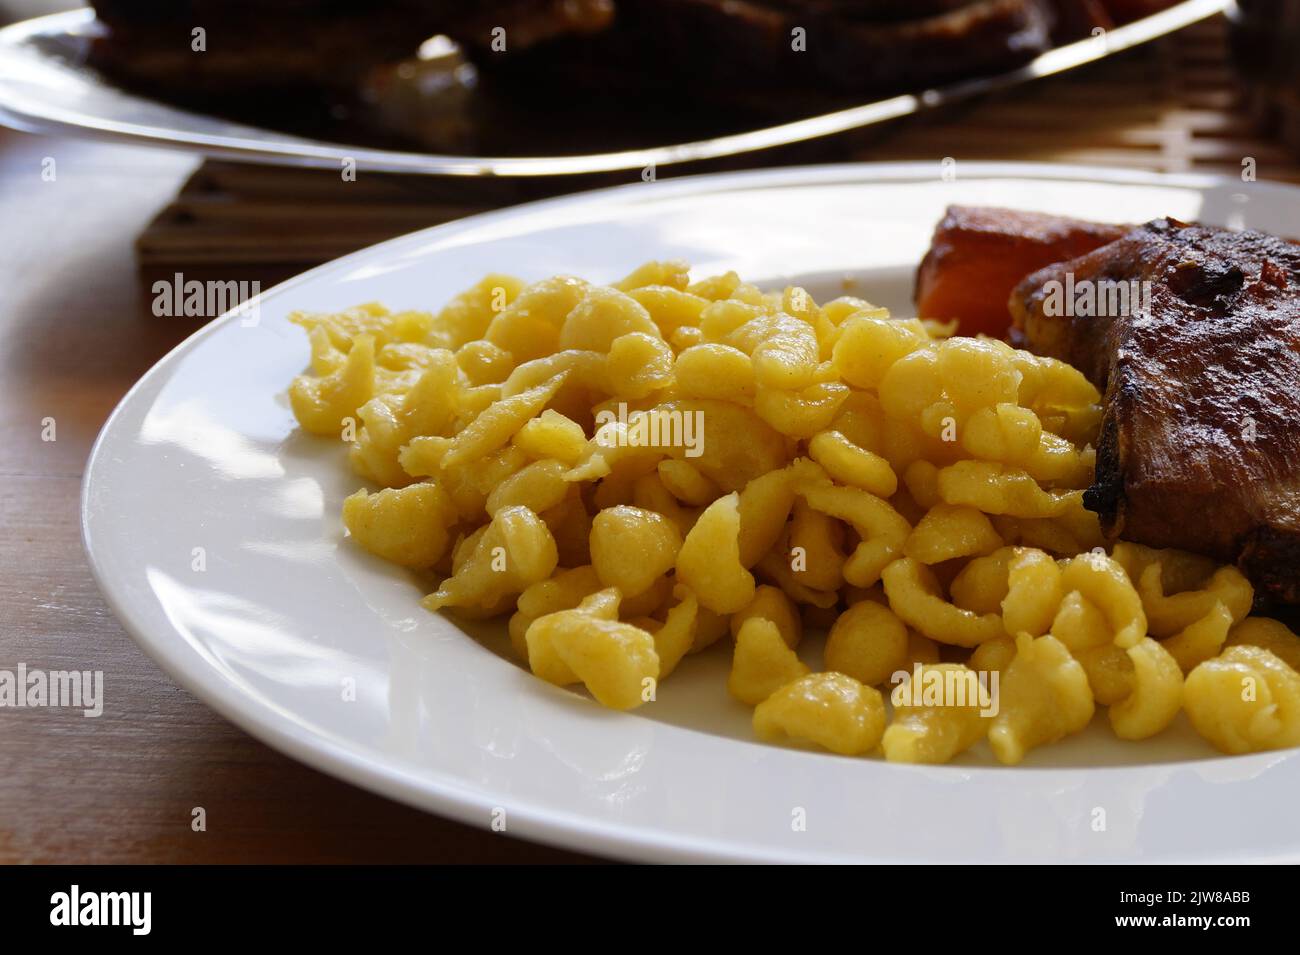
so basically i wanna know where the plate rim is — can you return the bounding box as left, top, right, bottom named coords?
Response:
left=0, top=2, right=1233, bottom=177
left=82, top=160, right=1300, bottom=864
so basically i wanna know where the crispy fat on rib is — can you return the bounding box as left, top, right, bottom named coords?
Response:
left=916, top=205, right=1127, bottom=337
left=1010, top=218, right=1300, bottom=605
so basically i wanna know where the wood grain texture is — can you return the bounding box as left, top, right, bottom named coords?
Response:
left=0, top=127, right=596, bottom=863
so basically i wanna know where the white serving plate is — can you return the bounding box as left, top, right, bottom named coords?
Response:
left=0, top=3, right=1232, bottom=176
left=83, top=162, right=1300, bottom=863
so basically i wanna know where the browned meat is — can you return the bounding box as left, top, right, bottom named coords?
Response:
left=465, top=0, right=1183, bottom=101
left=85, top=0, right=1087, bottom=113
left=1046, top=0, right=1115, bottom=39
left=759, top=1, right=984, bottom=18
left=475, top=0, right=1058, bottom=104
left=433, top=0, right=613, bottom=56
left=85, top=0, right=1182, bottom=104
left=1046, top=0, right=1182, bottom=39
left=1099, top=0, right=1184, bottom=22
left=88, top=2, right=430, bottom=94
left=915, top=205, right=1127, bottom=337
left=1009, top=219, right=1300, bottom=605
left=87, top=0, right=611, bottom=94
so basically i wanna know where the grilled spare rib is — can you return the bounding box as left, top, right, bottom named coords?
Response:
left=1009, top=218, right=1300, bottom=605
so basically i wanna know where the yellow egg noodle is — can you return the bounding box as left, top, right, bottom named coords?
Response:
left=287, top=261, right=1300, bottom=764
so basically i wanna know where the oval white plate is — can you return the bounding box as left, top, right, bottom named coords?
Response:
left=84, top=162, right=1300, bottom=863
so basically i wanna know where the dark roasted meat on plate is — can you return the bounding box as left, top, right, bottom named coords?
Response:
left=1009, top=219, right=1300, bottom=605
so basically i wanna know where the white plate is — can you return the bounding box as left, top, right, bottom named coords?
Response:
left=0, top=3, right=1231, bottom=176
left=84, top=162, right=1300, bottom=863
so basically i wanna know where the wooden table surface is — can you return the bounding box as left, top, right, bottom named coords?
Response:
left=0, top=127, right=596, bottom=863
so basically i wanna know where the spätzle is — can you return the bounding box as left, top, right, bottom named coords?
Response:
left=288, top=262, right=1299, bottom=764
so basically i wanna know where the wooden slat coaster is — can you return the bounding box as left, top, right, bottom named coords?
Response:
left=138, top=165, right=541, bottom=268
left=137, top=14, right=1300, bottom=271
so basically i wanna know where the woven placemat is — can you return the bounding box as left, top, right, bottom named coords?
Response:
left=138, top=14, right=1300, bottom=272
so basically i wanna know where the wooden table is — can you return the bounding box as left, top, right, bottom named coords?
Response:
left=0, top=127, right=595, bottom=863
